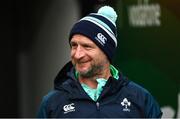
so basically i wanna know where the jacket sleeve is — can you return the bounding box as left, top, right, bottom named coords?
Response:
left=37, top=95, right=49, bottom=118
left=144, top=93, right=163, bottom=118
left=37, top=90, right=58, bottom=118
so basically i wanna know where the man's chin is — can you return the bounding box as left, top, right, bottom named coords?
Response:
left=77, top=68, right=92, bottom=77
left=76, top=64, right=90, bottom=72
left=77, top=69, right=89, bottom=75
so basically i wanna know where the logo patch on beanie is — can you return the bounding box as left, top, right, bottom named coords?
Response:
left=95, top=33, right=107, bottom=46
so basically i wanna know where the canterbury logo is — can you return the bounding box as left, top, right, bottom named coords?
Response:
left=63, top=103, right=75, bottom=114
left=95, top=33, right=107, bottom=46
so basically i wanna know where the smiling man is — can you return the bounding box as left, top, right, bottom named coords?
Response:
left=37, top=6, right=162, bottom=118
left=70, top=34, right=111, bottom=88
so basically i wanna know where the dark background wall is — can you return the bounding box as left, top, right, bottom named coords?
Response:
left=1, top=0, right=19, bottom=117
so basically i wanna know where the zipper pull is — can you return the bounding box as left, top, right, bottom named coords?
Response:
left=96, top=102, right=100, bottom=110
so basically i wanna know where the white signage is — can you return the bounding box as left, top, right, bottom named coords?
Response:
left=128, top=0, right=161, bottom=27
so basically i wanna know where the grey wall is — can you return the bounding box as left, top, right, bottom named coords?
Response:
left=18, top=0, right=80, bottom=117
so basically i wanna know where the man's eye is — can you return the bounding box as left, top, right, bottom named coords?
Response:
left=84, top=45, right=90, bottom=48
left=83, top=45, right=92, bottom=49
left=71, top=43, right=77, bottom=48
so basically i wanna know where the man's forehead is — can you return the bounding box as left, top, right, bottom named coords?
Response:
left=71, top=34, right=95, bottom=44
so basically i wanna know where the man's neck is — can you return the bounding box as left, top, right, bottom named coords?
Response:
left=78, top=66, right=111, bottom=89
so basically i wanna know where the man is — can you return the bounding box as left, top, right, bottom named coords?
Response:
left=37, top=6, right=162, bottom=118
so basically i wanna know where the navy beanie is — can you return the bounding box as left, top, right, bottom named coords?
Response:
left=69, top=6, right=118, bottom=62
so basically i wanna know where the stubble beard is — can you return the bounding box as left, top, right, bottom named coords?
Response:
left=76, top=63, right=104, bottom=79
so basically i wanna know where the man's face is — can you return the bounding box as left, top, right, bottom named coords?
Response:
left=70, top=34, right=109, bottom=78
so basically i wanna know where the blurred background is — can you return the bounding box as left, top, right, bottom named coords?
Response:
left=0, top=0, right=179, bottom=118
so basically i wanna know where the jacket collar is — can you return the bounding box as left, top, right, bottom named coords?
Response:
left=54, top=61, right=130, bottom=100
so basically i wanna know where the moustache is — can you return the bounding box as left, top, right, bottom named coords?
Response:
left=74, top=59, right=90, bottom=64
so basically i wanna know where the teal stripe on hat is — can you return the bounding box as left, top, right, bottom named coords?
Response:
left=81, top=16, right=114, bottom=35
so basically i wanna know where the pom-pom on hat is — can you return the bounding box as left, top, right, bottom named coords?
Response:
left=69, top=6, right=118, bottom=62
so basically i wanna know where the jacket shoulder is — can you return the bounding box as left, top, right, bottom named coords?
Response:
left=127, top=81, right=150, bottom=96
left=125, top=81, right=162, bottom=118
left=44, top=89, right=67, bottom=103
left=37, top=89, right=68, bottom=118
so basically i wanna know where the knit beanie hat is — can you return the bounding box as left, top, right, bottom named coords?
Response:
left=69, top=6, right=118, bottom=62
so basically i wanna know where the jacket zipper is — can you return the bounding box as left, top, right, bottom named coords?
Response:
left=96, top=102, right=100, bottom=110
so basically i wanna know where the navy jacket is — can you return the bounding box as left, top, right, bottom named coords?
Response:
left=37, top=61, right=162, bottom=118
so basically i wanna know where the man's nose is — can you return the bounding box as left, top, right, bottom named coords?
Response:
left=74, top=46, right=85, bottom=59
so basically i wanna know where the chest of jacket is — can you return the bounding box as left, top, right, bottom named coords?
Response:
left=47, top=87, right=144, bottom=118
